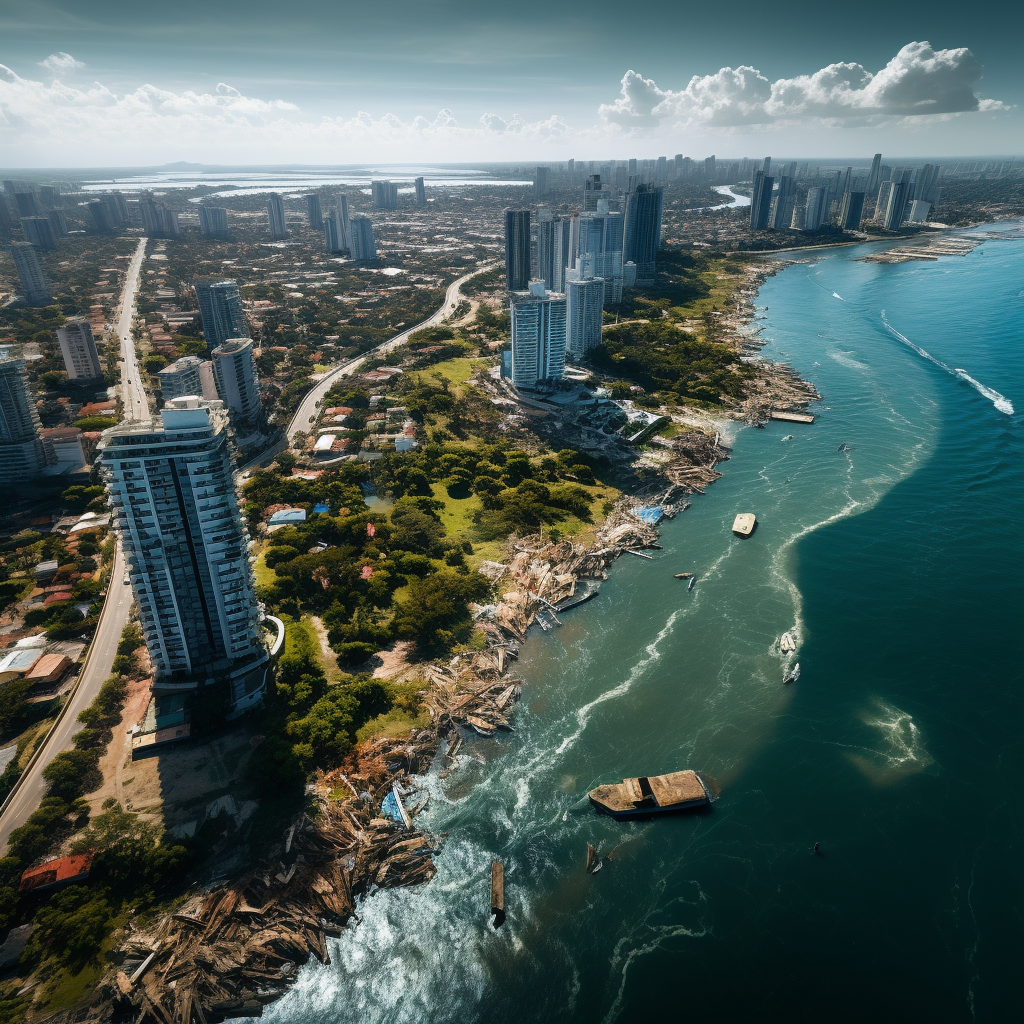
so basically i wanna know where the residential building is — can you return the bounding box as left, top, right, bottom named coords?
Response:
left=535, top=166, right=550, bottom=197
left=803, top=187, right=829, bottom=230
left=577, top=204, right=625, bottom=302
left=348, top=216, right=376, bottom=260
left=536, top=207, right=574, bottom=293
left=306, top=194, right=323, bottom=230
left=770, top=176, right=797, bottom=231
left=838, top=191, right=866, bottom=231
left=193, top=279, right=249, bottom=350
left=266, top=193, right=287, bottom=239
left=565, top=269, right=605, bottom=359
left=158, top=355, right=218, bottom=403
left=9, top=242, right=53, bottom=305
left=623, top=183, right=663, bottom=284
left=504, top=209, right=531, bottom=290
left=327, top=193, right=351, bottom=253
left=0, top=196, right=13, bottom=240
left=414, top=176, right=426, bottom=205
left=0, top=353, right=55, bottom=482
left=749, top=170, right=774, bottom=230
left=371, top=181, right=399, bottom=210
left=866, top=153, right=883, bottom=195
left=906, top=199, right=932, bottom=224
left=583, top=174, right=619, bottom=212
left=21, top=217, right=57, bottom=250
left=37, top=185, right=57, bottom=208
left=510, top=281, right=567, bottom=388
left=56, top=318, right=102, bottom=379
left=198, top=206, right=229, bottom=237
left=138, top=193, right=179, bottom=238
left=47, top=209, right=68, bottom=238
left=99, top=397, right=268, bottom=713
left=883, top=170, right=914, bottom=230
left=14, top=192, right=39, bottom=218
left=211, top=338, right=262, bottom=424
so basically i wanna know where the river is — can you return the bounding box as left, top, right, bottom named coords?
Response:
left=258, top=224, right=1024, bottom=1024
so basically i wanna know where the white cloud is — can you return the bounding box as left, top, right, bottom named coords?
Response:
left=40, top=52, right=85, bottom=76
left=601, top=42, right=1008, bottom=129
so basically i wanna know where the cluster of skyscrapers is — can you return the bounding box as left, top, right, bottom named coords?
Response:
left=749, top=154, right=943, bottom=233
left=506, top=174, right=661, bottom=388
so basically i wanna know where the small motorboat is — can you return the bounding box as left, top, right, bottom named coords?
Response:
left=780, top=631, right=797, bottom=653
left=674, top=572, right=693, bottom=579
left=688, top=576, right=696, bottom=591
left=783, top=663, right=801, bottom=685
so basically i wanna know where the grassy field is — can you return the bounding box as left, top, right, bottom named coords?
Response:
left=409, top=356, right=486, bottom=393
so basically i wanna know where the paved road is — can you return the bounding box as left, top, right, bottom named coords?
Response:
left=286, top=261, right=498, bottom=442
left=0, top=240, right=149, bottom=852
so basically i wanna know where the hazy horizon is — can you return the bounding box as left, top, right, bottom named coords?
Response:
left=2, top=0, right=1022, bottom=166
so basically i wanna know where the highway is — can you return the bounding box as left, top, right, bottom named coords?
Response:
left=286, top=261, right=498, bottom=443
left=0, top=239, right=149, bottom=851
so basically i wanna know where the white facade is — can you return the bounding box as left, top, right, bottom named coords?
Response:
left=9, top=242, right=52, bottom=306
left=349, top=216, right=376, bottom=260
left=565, top=270, right=605, bottom=359
left=57, top=318, right=103, bottom=380
left=99, top=397, right=267, bottom=710
left=510, top=281, right=567, bottom=388
left=159, top=355, right=218, bottom=403
left=211, top=338, right=262, bottom=424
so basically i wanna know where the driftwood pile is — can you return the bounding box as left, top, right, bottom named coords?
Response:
left=92, top=791, right=438, bottom=1024
left=737, top=362, right=821, bottom=426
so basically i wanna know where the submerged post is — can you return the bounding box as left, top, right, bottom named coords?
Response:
left=490, top=860, right=505, bottom=928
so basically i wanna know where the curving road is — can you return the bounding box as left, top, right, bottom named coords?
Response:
left=286, top=261, right=498, bottom=442
left=0, top=240, right=149, bottom=852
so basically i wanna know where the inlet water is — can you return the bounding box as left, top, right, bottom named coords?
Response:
left=262, top=226, right=1023, bottom=1024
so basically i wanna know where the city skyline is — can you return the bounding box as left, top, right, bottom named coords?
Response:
left=0, top=0, right=1020, bottom=165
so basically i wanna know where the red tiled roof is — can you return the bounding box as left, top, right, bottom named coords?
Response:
left=20, top=852, right=94, bottom=892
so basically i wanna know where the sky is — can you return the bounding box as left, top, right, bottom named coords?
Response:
left=0, top=0, right=1021, bottom=167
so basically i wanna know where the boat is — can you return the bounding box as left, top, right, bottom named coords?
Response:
left=466, top=715, right=496, bottom=736
left=674, top=573, right=693, bottom=580
left=553, top=579, right=601, bottom=613
left=588, top=770, right=712, bottom=819
left=779, top=631, right=797, bottom=653
left=688, top=576, right=696, bottom=591
left=732, top=513, right=757, bottom=537
left=783, top=663, right=801, bottom=685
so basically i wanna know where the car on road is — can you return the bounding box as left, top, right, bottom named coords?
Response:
left=122, top=573, right=130, bottom=586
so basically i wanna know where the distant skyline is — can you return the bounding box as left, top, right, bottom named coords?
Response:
left=1, top=0, right=1021, bottom=166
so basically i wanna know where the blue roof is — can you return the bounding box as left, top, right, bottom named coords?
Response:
left=634, top=506, right=664, bottom=526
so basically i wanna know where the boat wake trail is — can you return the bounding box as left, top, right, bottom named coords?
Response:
left=881, top=312, right=1014, bottom=416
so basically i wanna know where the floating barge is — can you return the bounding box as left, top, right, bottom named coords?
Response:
left=589, top=770, right=712, bottom=819
left=732, top=513, right=757, bottom=537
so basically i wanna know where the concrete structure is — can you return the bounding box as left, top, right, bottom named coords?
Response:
left=803, top=187, right=829, bottom=231
left=510, top=281, right=567, bottom=388
left=40, top=427, right=86, bottom=471
left=414, top=176, right=426, bottom=205
left=158, top=355, right=218, bottom=403
left=838, top=190, right=866, bottom=231
left=565, top=270, right=605, bottom=359
left=47, top=209, right=68, bottom=238
left=99, top=397, right=268, bottom=713
left=56, top=318, right=102, bottom=379
left=771, top=176, right=797, bottom=231
left=21, top=217, right=57, bottom=250
left=211, top=338, right=262, bottom=424
left=193, top=279, right=249, bottom=351
left=266, top=193, right=287, bottom=239
left=535, top=166, right=550, bottom=197
left=577, top=204, right=625, bottom=302
left=306, top=194, right=323, bottom=230
left=348, top=216, right=376, bottom=261
left=0, top=353, right=55, bottom=482
left=906, top=199, right=932, bottom=224
left=9, top=242, right=53, bottom=305
left=198, top=206, right=229, bottom=237
left=866, top=153, right=882, bottom=195
left=14, top=192, right=39, bottom=218
left=883, top=170, right=914, bottom=231
left=749, top=170, right=774, bottom=231
left=371, top=180, right=399, bottom=210
left=504, top=209, right=531, bottom=290
left=623, top=183, right=663, bottom=284
left=329, top=193, right=351, bottom=252
left=536, top=207, right=574, bottom=293
left=138, top=193, right=179, bottom=239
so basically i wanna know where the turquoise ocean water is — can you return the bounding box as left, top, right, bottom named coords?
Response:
left=261, top=225, right=1023, bottom=1023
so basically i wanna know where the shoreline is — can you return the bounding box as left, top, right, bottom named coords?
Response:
left=78, top=250, right=821, bottom=1024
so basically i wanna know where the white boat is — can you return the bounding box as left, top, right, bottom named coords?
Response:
left=780, top=631, right=797, bottom=653
left=783, top=663, right=801, bottom=685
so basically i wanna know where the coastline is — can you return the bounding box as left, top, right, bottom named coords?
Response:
left=77, top=251, right=823, bottom=1024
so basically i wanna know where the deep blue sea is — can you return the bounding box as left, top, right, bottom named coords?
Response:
left=261, top=225, right=1024, bottom=1024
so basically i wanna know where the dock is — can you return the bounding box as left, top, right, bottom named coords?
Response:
left=770, top=410, right=815, bottom=424
left=490, top=860, right=505, bottom=927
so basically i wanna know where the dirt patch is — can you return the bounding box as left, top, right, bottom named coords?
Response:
left=85, top=675, right=152, bottom=818
left=371, top=640, right=419, bottom=681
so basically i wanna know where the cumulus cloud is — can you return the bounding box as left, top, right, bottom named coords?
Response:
left=40, top=52, right=85, bottom=76
left=600, top=42, right=1008, bottom=129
